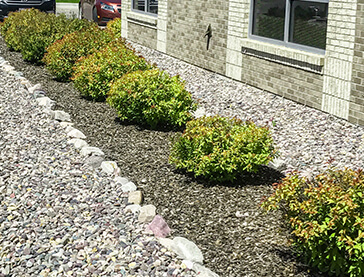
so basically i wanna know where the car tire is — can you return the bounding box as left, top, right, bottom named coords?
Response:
left=78, top=4, right=83, bottom=19
left=92, top=7, right=98, bottom=23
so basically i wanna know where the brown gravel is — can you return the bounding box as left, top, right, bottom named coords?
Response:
left=0, top=36, right=326, bottom=277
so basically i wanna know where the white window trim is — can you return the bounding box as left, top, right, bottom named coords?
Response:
left=248, top=0, right=329, bottom=55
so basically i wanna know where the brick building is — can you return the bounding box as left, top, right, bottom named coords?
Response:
left=120, top=0, right=364, bottom=125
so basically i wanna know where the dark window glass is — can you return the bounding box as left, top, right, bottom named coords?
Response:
left=133, top=0, right=145, bottom=12
left=147, top=0, right=158, bottom=14
left=252, top=0, right=286, bottom=41
left=290, top=1, right=328, bottom=49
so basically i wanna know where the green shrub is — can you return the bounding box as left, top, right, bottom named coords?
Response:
left=1, top=9, right=43, bottom=52
left=106, top=17, right=121, bottom=38
left=107, top=69, right=197, bottom=128
left=169, top=115, right=277, bottom=182
left=43, top=25, right=112, bottom=81
left=0, top=9, right=96, bottom=63
left=72, top=39, right=151, bottom=101
left=261, top=168, right=364, bottom=277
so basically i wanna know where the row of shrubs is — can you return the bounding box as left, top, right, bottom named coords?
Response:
left=1, top=9, right=363, bottom=277
left=0, top=9, right=277, bottom=181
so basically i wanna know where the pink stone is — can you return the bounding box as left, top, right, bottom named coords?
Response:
left=147, top=215, right=171, bottom=238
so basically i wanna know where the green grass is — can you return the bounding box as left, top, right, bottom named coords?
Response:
left=56, top=0, right=79, bottom=3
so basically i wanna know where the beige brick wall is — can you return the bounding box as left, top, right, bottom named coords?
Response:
left=119, top=0, right=364, bottom=126
left=166, top=0, right=229, bottom=75
left=127, top=21, right=157, bottom=50
left=322, top=0, right=358, bottom=120
left=350, top=0, right=364, bottom=125
left=241, top=55, right=323, bottom=110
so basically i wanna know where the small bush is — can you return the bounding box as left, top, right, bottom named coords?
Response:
left=72, top=39, right=151, bottom=101
left=261, top=168, right=364, bottom=277
left=106, top=17, right=121, bottom=38
left=1, top=9, right=95, bottom=63
left=107, top=69, right=197, bottom=128
left=43, top=25, right=112, bottom=81
left=169, top=115, right=277, bottom=182
left=0, top=9, right=43, bottom=52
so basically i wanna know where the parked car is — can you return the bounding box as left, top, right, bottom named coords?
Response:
left=0, top=0, right=55, bottom=20
left=78, top=0, right=120, bottom=25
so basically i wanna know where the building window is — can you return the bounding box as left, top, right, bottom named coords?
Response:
left=132, top=0, right=158, bottom=15
left=251, top=0, right=328, bottom=52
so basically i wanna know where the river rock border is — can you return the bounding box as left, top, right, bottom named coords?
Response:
left=0, top=57, right=219, bottom=277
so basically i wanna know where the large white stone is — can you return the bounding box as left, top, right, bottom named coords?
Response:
left=80, top=147, right=104, bottom=157
left=114, top=176, right=129, bottom=185
left=36, top=97, right=55, bottom=109
left=171, top=237, right=203, bottom=264
left=84, top=155, right=104, bottom=168
left=52, top=110, right=71, bottom=122
left=158, top=238, right=174, bottom=250
left=101, top=161, right=119, bottom=175
left=67, top=139, right=88, bottom=149
left=267, top=158, right=287, bottom=172
left=121, top=181, right=137, bottom=193
left=138, top=205, right=156, bottom=223
left=128, top=191, right=143, bottom=205
left=28, top=83, right=42, bottom=94
left=124, top=204, right=141, bottom=214
left=60, top=122, right=74, bottom=128
left=67, top=129, right=86, bottom=139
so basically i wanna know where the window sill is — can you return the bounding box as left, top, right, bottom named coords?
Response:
left=241, top=39, right=325, bottom=73
left=127, top=11, right=157, bottom=28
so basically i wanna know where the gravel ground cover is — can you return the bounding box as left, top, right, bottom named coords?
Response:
left=0, top=62, right=200, bottom=276
left=1, top=36, right=363, bottom=276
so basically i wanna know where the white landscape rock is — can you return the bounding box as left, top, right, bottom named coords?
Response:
left=52, top=110, right=71, bottom=122
left=121, top=181, right=137, bottom=193
left=114, top=176, right=129, bottom=185
left=124, top=204, right=141, bottom=214
left=65, top=125, right=75, bottom=133
left=170, top=237, right=203, bottom=264
left=128, top=191, right=143, bottom=205
left=101, top=161, right=119, bottom=175
left=158, top=238, right=174, bottom=250
left=67, top=139, right=88, bottom=150
left=60, top=122, right=74, bottom=128
left=80, top=147, right=104, bottom=157
left=28, top=83, right=42, bottom=94
left=84, top=155, right=104, bottom=168
left=67, top=129, right=86, bottom=139
left=268, top=158, right=287, bottom=172
left=36, top=97, right=55, bottom=109
left=138, top=204, right=156, bottom=223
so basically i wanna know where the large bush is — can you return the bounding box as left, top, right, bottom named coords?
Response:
left=261, top=168, right=364, bottom=277
left=0, top=9, right=95, bottom=63
left=106, top=17, right=121, bottom=38
left=43, top=25, right=112, bottom=81
left=72, top=39, right=151, bottom=101
left=107, top=69, right=197, bottom=128
left=169, top=115, right=277, bottom=182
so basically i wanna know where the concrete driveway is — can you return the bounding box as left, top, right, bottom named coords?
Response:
left=56, top=2, right=79, bottom=18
